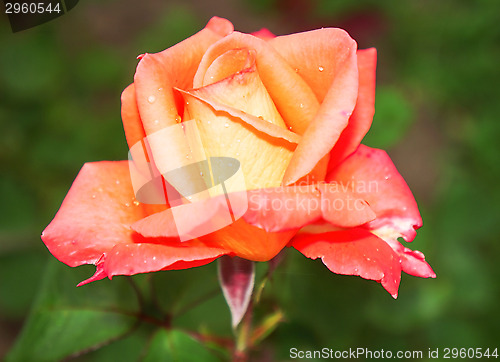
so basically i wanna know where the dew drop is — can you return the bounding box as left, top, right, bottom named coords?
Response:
left=257, top=116, right=264, bottom=120
left=299, top=103, right=304, bottom=108
left=318, top=66, right=324, bottom=72
left=186, top=101, right=189, bottom=105
left=148, top=95, right=156, bottom=103
left=154, top=119, right=160, bottom=125
left=207, top=120, right=211, bottom=125
left=236, top=139, right=241, bottom=143
left=187, top=196, right=192, bottom=200
left=200, top=172, right=204, bottom=177
left=367, top=257, right=371, bottom=261
left=175, top=115, right=182, bottom=123
left=125, top=202, right=130, bottom=207
left=144, top=260, right=147, bottom=264
left=354, top=267, right=358, bottom=273
left=158, top=87, right=163, bottom=92
left=153, top=256, right=156, bottom=261
left=133, top=200, right=140, bottom=206
left=288, top=126, right=293, bottom=131
left=115, top=180, right=120, bottom=185
left=224, top=122, right=230, bottom=128
left=294, top=68, right=299, bottom=73
left=235, top=152, right=239, bottom=156
left=91, top=194, right=96, bottom=199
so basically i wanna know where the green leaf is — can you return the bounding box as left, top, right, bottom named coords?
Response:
left=143, top=329, right=221, bottom=362
left=6, top=260, right=140, bottom=362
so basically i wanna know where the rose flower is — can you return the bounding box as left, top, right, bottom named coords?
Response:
left=42, top=17, right=435, bottom=298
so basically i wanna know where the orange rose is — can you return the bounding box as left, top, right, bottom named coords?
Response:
left=42, top=17, right=434, bottom=297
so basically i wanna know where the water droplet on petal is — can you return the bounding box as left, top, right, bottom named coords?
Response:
left=148, top=95, right=156, bottom=103
left=257, top=116, right=264, bottom=120
left=158, top=87, right=163, bottom=92
left=125, top=202, right=130, bottom=207
left=154, top=119, right=160, bottom=125
left=207, top=120, right=211, bottom=125
left=115, top=180, right=120, bottom=185
left=91, top=194, right=96, bottom=199
left=153, top=256, right=156, bottom=261
left=224, top=122, right=230, bottom=128
left=288, top=126, right=293, bottom=131
left=299, top=103, right=304, bottom=108
left=294, top=68, right=299, bottom=73
left=175, top=115, right=182, bottom=123
left=236, top=139, right=241, bottom=143
left=318, top=66, right=324, bottom=72
left=200, top=172, right=204, bottom=177
left=133, top=200, right=140, bottom=206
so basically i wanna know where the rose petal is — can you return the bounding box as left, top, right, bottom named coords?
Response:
left=243, top=183, right=375, bottom=232
left=193, top=31, right=320, bottom=136
left=327, top=145, right=422, bottom=242
left=269, top=28, right=359, bottom=185
left=291, top=228, right=402, bottom=298
left=131, top=192, right=248, bottom=240
left=178, top=57, right=298, bottom=189
left=201, top=218, right=297, bottom=261
left=378, top=238, right=435, bottom=279
left=41, top=161, right=166, bottom=267
left=328, top=48, right=377, bottom=168
left=133, top=17, right=233, bottom=178
left=399, top=247, right=436, bottom=278
left=251, top=28, right=276, bottom=40
left=121, top=83, right=146, bottom=150
left=177, top=88, right=300, bottom=144
left=103, top=241, right=229, bottom=278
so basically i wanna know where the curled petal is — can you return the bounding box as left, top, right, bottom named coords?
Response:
left=329, top=48, right=377, bottom=168
left=269, top=28, right=359, bottom=185
left=291, top=228, right=402, bottom=298
left=133, top=17, right=233, bottom=178
left=381, top=238, right=435, bottom=279
left=41, top=161, right=166, bottom=267
left=193, top=31, right=320, bottom=136
left=327, top=145, right=422, bottom=242
left=121, top=83, right=146, bottom=150
left=177, top=88, right=300, bottom=145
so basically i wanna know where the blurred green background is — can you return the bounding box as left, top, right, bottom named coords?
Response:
left=1, top=0, right=499, bottom=360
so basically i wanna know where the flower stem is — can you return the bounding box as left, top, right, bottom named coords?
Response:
left=233, top=300, right=253, bottom=362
